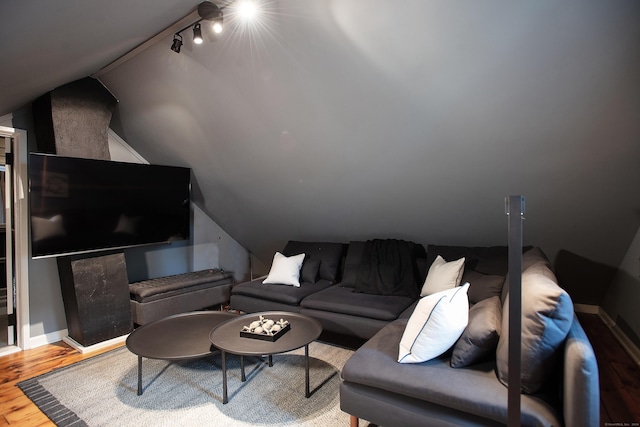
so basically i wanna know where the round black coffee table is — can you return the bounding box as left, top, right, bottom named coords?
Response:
left=126, top=310, right=237, bottom=395
left=209, top=311, right=323, bottom=404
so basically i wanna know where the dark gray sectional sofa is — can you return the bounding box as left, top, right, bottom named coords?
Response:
left=231, top=240, right=422, bottom=339
left=229, top=240, right=599, bottom=427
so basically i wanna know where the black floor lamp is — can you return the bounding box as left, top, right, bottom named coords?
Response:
left=506, top=195, right=524, bottom=427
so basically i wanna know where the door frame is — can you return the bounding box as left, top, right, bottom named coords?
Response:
left=0, top=125, right=29, bottom=353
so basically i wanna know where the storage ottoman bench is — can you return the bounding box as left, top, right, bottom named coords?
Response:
left=129, top=269, right=234, bottom=325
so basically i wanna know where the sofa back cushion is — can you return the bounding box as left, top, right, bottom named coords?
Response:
left=341, top=240, right=426, bottom=294
left=462, top=269, right=505, bottom=304
left=496, top=259, right=574, bottom=394
left=426, top=245, right=510, bottom=276
left=340, top=241, right=367, bottom=287
left=282, top=241, right=344, bottom=283
left=500, top=246, right=556, bottom=304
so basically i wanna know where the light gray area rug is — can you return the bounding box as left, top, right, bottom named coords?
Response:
left=19, top=342, right=354, bottom=427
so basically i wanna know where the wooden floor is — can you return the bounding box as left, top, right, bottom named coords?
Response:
left=0, top=341, right=123, bottom=426
left=576, top=313, right=640, bottom=426
left=0, top=315, right=638, bottom=426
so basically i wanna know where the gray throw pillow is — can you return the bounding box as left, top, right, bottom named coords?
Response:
left=496, top=262, right=573, bottom=394
left=300, top=258, right=320, bottom=283
left=282, top=241, right=344, bottom=283
left=450, top=296, right=502, bottom=368
left=462, top=269, right=505, bottom=304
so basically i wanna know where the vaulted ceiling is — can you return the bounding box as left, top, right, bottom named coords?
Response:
left=2, top=0, right=639, bottom=272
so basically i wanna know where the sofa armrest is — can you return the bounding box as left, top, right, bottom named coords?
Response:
left=563, top=315, right=599, bottom=427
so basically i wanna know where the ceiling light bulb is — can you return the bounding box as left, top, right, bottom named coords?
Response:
left=213, top=21, right=223, bottom=34
left=193, top=23, right=203, bottom=44
left=237, top=1, right=259, bottom=21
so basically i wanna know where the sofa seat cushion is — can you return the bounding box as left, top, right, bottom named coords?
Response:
left=342, top=320, right=563, bottom=427
left=231, top=278, right=333, bottom=306
left=301, top=285, right=415, bottom=321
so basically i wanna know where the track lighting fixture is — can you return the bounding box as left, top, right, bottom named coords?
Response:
left=170, top=34, right=183, bottom=53
left=193, top=23, right=203, bottom=44
left=97, top=0, right=261, bottom=72
left=170, top=1, right=224, bottom=53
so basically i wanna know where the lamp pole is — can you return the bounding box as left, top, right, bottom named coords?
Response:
left=506, top=195, right=524, bottom=427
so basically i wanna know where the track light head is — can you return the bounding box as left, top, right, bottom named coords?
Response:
left=170, top=34, right=183, bottom=53
left=213, top=18, right=223, bottom=34
left=193, top=23, right=203, bottom=44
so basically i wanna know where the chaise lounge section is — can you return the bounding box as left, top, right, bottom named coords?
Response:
left=340, top=313, right=598, bottom=427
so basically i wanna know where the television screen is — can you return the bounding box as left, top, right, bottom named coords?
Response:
left=29, top=153, right=191, bottom=259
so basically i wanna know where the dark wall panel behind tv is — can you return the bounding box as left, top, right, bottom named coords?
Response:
left=29, top=153, right=191, bottom=258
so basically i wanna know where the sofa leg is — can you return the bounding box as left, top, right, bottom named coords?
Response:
left=350, top=415, right=358, bottom=427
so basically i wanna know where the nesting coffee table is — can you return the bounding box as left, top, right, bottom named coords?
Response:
left=126, top=310, right=237, bottom=395
left=209, top=311, right=323, bottom=404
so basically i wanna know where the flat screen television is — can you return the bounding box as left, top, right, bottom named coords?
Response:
left=29, top=153, right=191, bottom=259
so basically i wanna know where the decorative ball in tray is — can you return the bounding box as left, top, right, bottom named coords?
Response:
left=240, top=315, right=291, bottom=341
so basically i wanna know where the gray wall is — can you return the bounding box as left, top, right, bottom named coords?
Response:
left=603, top=226, right=640, bottom=348
left=102, top=0, right=640, bottom=303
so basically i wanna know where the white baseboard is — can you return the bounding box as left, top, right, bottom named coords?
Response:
left=20, top=329, right=128, bottom=354
left=573, top=303, right=599, bottom=314
left=575, top=304, right=640, bottom=366
left=62, top=334, right=128, bottom=354
left=28, top=329, right=69, bottom=349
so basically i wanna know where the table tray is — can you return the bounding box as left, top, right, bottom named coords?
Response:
left=240, top=323, right=290, bottom=341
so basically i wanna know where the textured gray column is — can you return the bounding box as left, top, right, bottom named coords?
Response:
left=32, top=77, right=127, bottom=347
left=32, top=77, right=117, bottom=159
left=57, top=252, right=132, bottom=347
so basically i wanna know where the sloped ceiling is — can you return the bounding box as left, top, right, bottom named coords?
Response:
left=2, top=1, right=640, bottom=271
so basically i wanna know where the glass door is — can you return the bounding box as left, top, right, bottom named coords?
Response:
left=0, top=137, right=15, bottom=349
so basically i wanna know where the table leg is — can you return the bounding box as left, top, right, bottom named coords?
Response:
left=305, top=344, right=310, bottom=398
left=268, top=354, right=273, bottom=367
left=137, top=355, right=143, bottom=396
left=241, top=355, right=246, bottom=382
left=222, top=351, right=228, bottom=404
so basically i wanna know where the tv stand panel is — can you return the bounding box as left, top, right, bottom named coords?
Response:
left=57, top=251, right=133, bottom=347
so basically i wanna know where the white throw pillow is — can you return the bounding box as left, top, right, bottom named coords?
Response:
left=420, top=255, right=465, bottom=296
left=398, top=283, right=470, bottom=364
left=262, top=252, right=305, bottom=287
